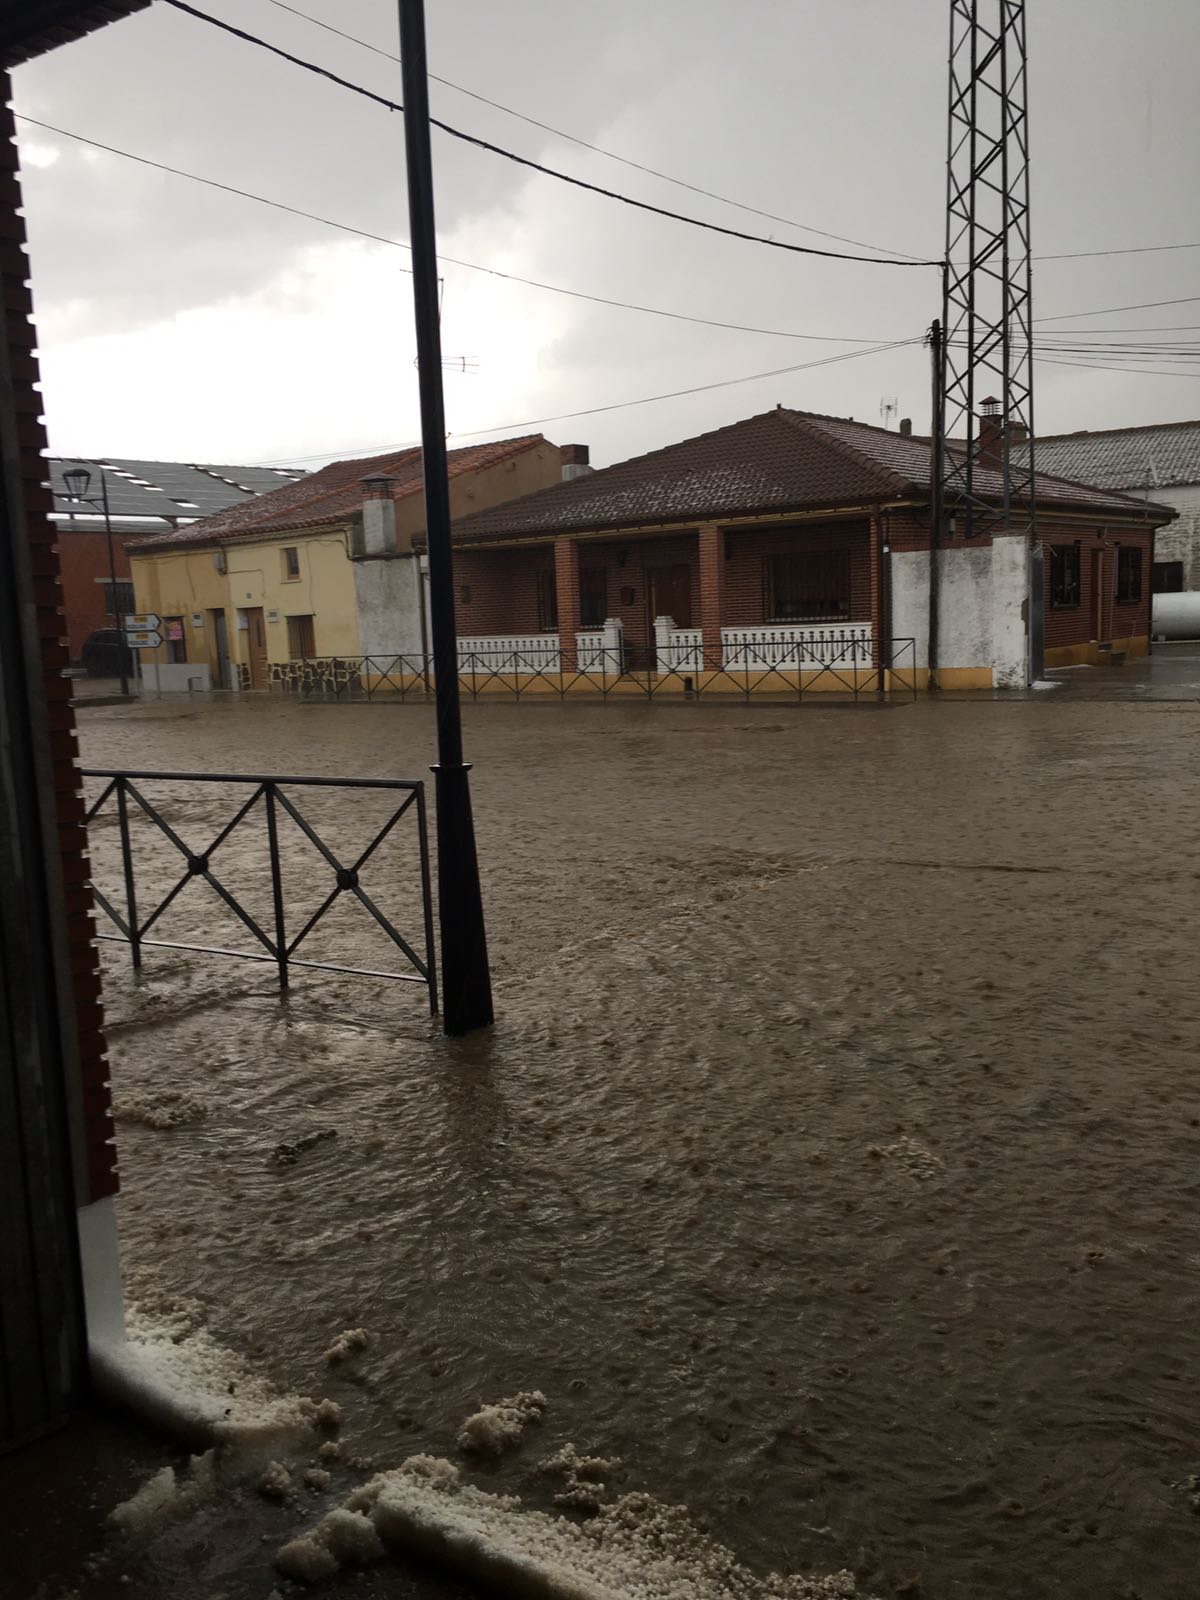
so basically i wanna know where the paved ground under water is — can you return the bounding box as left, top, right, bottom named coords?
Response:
left=28, top=648, right=1200, bottom=1599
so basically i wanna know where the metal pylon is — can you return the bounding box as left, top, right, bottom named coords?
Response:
left=938, top=0, right=1036, bottom=544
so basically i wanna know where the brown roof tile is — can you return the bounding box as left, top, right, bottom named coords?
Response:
left=447, top=408, right=1172, bottom=545
left=128, top=434, right=548, bottom=551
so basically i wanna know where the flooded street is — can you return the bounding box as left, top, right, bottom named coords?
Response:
left=76, top=661, right=1200, bottom=1599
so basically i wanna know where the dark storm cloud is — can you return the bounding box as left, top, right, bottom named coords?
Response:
left=11, top=0, right=1200, bottom=463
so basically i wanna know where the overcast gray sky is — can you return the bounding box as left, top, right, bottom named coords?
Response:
left=11, top=0, right=1200, bottom=469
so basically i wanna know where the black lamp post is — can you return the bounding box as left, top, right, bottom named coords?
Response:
left=397, top=0, right=493, bottom=1035
left=62, top=463, right=129, bottom=696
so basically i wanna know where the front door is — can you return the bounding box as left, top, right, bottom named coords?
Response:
left=212, top=608, right=230, bottom=689
left=244, top=607, right=268, bottom=689
left=647, top=564, right=693, bottom=629
left=1091, top=550, right=1105, bottom=642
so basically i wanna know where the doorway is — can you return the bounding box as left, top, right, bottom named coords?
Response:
left=646, top=564, right=693, bottom=630
left=244, top=607, right=268, bottom=689
left=1091, top=550, right=1105, bottom=642
left=211, top=609, right=230, bottom=689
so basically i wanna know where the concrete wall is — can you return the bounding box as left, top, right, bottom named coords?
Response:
left=1152, top=483, right=1200, bottom=590
left=891, top=544, right=999, bottom=685
left=353, top=553, right=425, bottom=658
left=990, top=534, right=1029, bottom=688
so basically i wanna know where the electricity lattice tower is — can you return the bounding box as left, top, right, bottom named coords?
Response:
left=937, top=0, right=1036, bottom=548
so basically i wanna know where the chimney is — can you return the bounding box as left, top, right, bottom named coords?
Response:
left=560, top=443, right=591, bottom=482
left=1008, top=421, right=1028, bottom=446
left=360, top=473, right=398, bottom=555
left=978, top=396, right=1003, bottom=468
left=899, top=417, right=912, bottom=437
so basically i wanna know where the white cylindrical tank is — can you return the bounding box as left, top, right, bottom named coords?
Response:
left=1152, top=592, right=1200, bottom=640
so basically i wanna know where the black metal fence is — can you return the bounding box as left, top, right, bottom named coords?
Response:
left=267, top=637, right=919, bottom=704
left=82, top=770, right=437, bottom=1011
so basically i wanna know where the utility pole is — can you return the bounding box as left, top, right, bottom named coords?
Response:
left=98, top=470, right=129, bottom=698
left=927, top=314, right=943, bottom=691
left=397, top=0, right=493, bottom=1036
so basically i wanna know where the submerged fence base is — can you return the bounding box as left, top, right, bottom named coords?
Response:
left=267, top=641, right=919, bottom=704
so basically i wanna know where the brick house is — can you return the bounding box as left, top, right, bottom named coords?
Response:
left=1019, top=420, right=1200, bottom=638
left=429, top=406, right=1173, bottom=689
left=50, top=457, right=306, bottom=662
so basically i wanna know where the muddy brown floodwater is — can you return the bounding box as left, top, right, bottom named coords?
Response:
left=76, top=673, right=1200, bottom=1600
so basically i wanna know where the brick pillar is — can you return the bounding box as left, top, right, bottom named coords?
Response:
left=697, top=524, right=723, bottom=672
left=554, top=536, right=580, bottom=670
left=0, top=88, right=117, bottom=1205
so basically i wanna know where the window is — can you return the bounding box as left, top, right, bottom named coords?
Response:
left=765, top=552, right=850, bottom=622
left=1115, top=546, right=1142, bottom=604
left=101, top=579, right=135, bottom=619
left=286, top=614, right=315, bottom=659
left=164, top=615, right=187, bottom=664
left=536, top=569, right=558, bottom=631
left=1153, top=559, right=1184, bottom=594
left=282, top=546, right=300, bottom=580
left=579, top=566, right=607, bottom=628
left=1050, top=544, right=1081, bottom=609
left=459, top=583, right=471, bottom=606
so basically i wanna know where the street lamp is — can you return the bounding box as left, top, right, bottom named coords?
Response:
left=62, top=463, right=130, bottom=697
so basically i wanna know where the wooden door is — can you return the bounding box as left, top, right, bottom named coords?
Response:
left=647, top=564, right=693, bottom=628
left=245, top=607, right=268, bottom=689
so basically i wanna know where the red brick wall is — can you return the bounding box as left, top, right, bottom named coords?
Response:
left=56, top=524, right=136, bottom=660
left=722, top=521, right=873, bottom=625
left=1042, top=526, right=1154, bottom=651
left=3, top=88, right=116, bottom=1202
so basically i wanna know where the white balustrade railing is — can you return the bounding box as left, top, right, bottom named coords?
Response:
left=457, top=633, right=560, bottom=673
left=722, top=623, right=873, bottom=670
left=457, top=619, right=625, bottom=676
left=654, top=617, right=703, bottom=674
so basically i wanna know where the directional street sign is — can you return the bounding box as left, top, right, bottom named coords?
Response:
left=124, top=613, right=160, bottom=631
left=124, top=629, right=162, bottom=650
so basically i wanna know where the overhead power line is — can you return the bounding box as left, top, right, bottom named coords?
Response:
left=259, top=0, right=930, bottom=263
left=15, top=114, right=906, bottom=346
left=261, top=2, right=1200, bottom=270
left=1035, top=294, right=1200, bottom=325
left=265, top=337, right=923, bottom=465
left=1034, top=355, right=1200, bottom=381
left=163, top=0, right=938, bottom=270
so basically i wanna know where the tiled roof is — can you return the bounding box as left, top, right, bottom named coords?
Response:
left=1017, top=420, right=1200, bottom=492
left=49, top=457, right=305, bottom=523
left=447, top=408, right=1168, bottom=545
left=128, top=435, right=547, bottom=550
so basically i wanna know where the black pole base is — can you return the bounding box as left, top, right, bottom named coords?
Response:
left=432, top=761, right=493, bottom=1036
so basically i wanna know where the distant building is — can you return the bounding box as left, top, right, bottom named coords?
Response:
left=50, top=457, right=305, bottom=662
left=127, top=435, right=575, bottom=690
left=1023, top=421, right=1200, bottom=601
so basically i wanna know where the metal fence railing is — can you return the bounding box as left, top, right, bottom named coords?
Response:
left=265, top=638, right=919, bottom=704
left=82, top=770, right=437, bottom=1011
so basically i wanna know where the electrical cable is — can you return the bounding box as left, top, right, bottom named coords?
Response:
left=260, top=2, right=1200, bottom=269
left=162, top=0, right=939, bottom=269
left=263, top=337, right=923, bottom=465
left=14, top=113, right=906, bottom=346
left=1035, top=294, right=1200, bottom=324
left=258, top=0, right=930, bottom=263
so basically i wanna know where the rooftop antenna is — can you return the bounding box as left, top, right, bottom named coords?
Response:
left=880, top=397, right=899, bottom=429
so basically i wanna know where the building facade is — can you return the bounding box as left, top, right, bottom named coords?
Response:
left=427, top=407, right=1172, bottom=691
left=129, top=435, right=577, bottom=690
left=50, top=457, right=306, bottom=663
left=1023, top=421, right=1200, bottom=639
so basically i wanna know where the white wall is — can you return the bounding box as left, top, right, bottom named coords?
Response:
left=139, top=661, right=212, bottom=693
left=352, top=554, right=425, bottom=660
left=1151, top=483, right=1200, bottom=591
left=891, top=545, right=997, bottom=672
left=990, top=534, right=1029, bottom=688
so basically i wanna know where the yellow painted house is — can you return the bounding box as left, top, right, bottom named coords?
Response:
left=128, top=435, right=573, bottom=690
